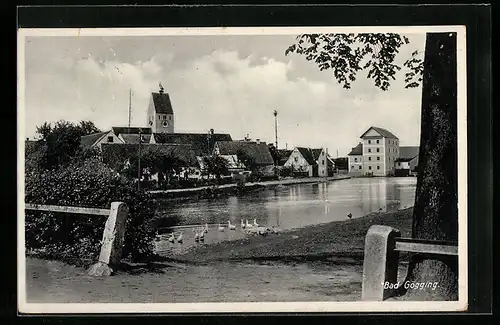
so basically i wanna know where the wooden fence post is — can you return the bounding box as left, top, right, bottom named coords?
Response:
left=361, top=225, right=401, bottom=301
left=88, top=202, right=129, bottom=276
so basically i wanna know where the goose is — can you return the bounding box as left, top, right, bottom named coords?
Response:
left=245, top=219, right=253, bottom=228
left=241, top=219, right=246, bottom=229
left=199, top=228, right=205, bottom=241
left=204, top=223, right=209, bottom=233
left=168, top=233, right=175, bottom=243
left=347, top=213, right=353, bottom=219
left=218, top=223, right=225, bottom=232
left=194, top=228, right=200, bottom=242
left=177, top=231, right=184, bottom=243
left=228, top=220, right=236, bottom=230
left=253, top=218, right=259, bottom=227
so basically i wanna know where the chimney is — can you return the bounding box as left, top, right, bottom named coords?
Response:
left=256, top=138, right=260, bottom=144
left=286, top=143, right=288, bottom=150
left=210, top=128, right=214, bottom=135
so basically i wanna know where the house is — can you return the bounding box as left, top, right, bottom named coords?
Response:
left=347, top=126, right=401, bottom=176
left=347, top=142, right=363, bottom=175
left=80, top=130, right=124, bottom=150
left=276, top=149, right=293, bottom=167
left=395, top=146, right=420, bottom=176
left=112, top=127, right=153, bottom=144
left=283, top=147, right=331, bottom=177
left=150, top=129, right=232, bottom=156
left=194, top=154, right=245, bottom=179
left=146, top=84, right=175, bottom=134
left=100, top=143, right=197, bottom=177
left=213, top=140, right=275, bottom=177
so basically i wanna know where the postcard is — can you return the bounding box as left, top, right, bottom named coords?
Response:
left=18, top=25, right=467, bottom=313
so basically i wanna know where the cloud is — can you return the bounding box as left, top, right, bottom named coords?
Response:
left=24, top=36, right=422, bottom=157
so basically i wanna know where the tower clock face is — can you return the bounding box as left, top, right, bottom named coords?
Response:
left=163, top=121, right=169, bottom=127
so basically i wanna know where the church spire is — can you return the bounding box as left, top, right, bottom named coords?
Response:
left=159, top=82, right=164, bottom=94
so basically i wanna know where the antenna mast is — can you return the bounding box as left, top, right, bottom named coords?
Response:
left=128, top=89, right=132, bottom=129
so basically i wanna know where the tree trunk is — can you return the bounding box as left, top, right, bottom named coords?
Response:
left=400, top=32, right=459, bottom=300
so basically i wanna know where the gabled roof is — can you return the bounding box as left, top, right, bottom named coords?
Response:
left=152, top=92, right=174, bottom=114
left=119, top=133, right=152, bottom=144
left=398, top=146, right=420, bottom=160
left=360, top=126, right=399, bottom=139
left=196, top=154, right=243, bottom=170
left=80, top=131, right=109, bottom=149
left=311, top=148, right=323, bottom=161
left=296, top=147, right=318, bottom=166
left=348, top=142, right=363, bottom=156
left=215, top=141, right=274, bottom=165
left=112, top=127, right=152, bottom=136
left=101, top=143, right=197, bottom=170
left=276, top=149, right=293, bottom=166
left=152, top=132, right=233, bottom=156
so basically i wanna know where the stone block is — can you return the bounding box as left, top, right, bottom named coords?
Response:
left=361, top=225, right=401, bottom=301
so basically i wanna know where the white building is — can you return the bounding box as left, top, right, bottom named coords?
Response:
left=348, top=126, right=400, bottom=176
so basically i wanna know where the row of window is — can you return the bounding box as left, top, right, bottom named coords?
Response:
left=158, top=115, right=172, bottom=121
left=351, top=165, right=381, bottom=170
left=354, top=156, right=381, bottom=162
left=367, top=139, right=399, bottom=145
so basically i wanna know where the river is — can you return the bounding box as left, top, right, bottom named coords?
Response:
left=155, top=177, right=417, bottom=255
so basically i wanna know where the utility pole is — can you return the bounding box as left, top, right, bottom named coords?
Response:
left=273, top=110, right=278, bottom=177
left=138, top=128, right=142, bottom=191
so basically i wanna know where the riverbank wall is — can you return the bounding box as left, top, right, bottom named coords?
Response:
left=148, top=175, right=352, bottom=199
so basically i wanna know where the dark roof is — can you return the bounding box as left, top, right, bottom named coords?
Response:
left=101, top=143, right=197, bottom=170
left=215, top=141, right=274, bottom=165
left=151, top=92, right=174, bottom=114
left=296, top=147, right=318, bottom=166
left=152, top=133, right=232, bottom=156
left=80, top=131, right=108, bottom=149
left=276, top=149, right=293, bottom=166
left=311, top=148, right=323, bottom=161
left=119, top=133, right=151, bottom=144
left=360, top=126, right=399, bottom=139
left=112, top=127, right=152, bottom=136
left=348, top=142, right=363, bottom=156
left=399, top=146, right=420, bottom=160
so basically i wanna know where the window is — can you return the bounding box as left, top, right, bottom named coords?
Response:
left=359, top=166, right=362, bottom=170
left=107, top=136, right=114, bottom=143
left=368, top=157, right=372, bottom=161
left=294, top=157, right=299, bottom=163
left=169, top=115, right=172, bottom=120
left=376, top=139, right=380, bottom=144
left=377, top=156, right=380, bottom=161
left=354, top=158, right=357, bottom=162
left=368, top=166, right=372, bottom=170
left=376, top=148, right=380, bottom=152
left=351, top=165, right=354, bottom=170
left=377, top=166, right=380, bottom=170
left=398, top=162, right=401, bottom=166
left=368, top=140, right=371, bottom=144
left=322, top=160, right=325, bottom=165
left=368, top=148, right=371, bottom=153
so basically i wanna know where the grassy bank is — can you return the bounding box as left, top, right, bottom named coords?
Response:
left=168, top=207, right=413, bottom=264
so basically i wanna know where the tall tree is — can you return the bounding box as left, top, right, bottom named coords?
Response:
left=286, top=32, right=458, bottom=300
left=203, top=155, right=230, bottom=181
left=35, top=120, right=102, bottom=170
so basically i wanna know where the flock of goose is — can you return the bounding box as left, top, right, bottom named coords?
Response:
left=166, top=219, right=282, bottom=244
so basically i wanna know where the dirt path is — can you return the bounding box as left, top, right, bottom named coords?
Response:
left=26, top=258, right=364, bottom=303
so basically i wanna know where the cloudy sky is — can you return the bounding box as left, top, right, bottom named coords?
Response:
left=22, top=31, right=425, bottom=156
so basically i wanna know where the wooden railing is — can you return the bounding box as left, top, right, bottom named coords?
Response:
left=25, top=202, right=129, bottom=276
left=361, top=225, right=458, bottom=301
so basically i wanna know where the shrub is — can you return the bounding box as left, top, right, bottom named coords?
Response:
left=25, top=157, right=171, bottom=262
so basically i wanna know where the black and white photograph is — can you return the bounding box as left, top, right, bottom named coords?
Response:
left=18, top=25, right=467, bottom=313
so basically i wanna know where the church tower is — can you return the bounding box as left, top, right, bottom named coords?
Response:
left=147, top=82, right=174, bottom=133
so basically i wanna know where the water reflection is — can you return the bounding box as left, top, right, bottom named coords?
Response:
left=158, top=177, right=416, bottom=232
